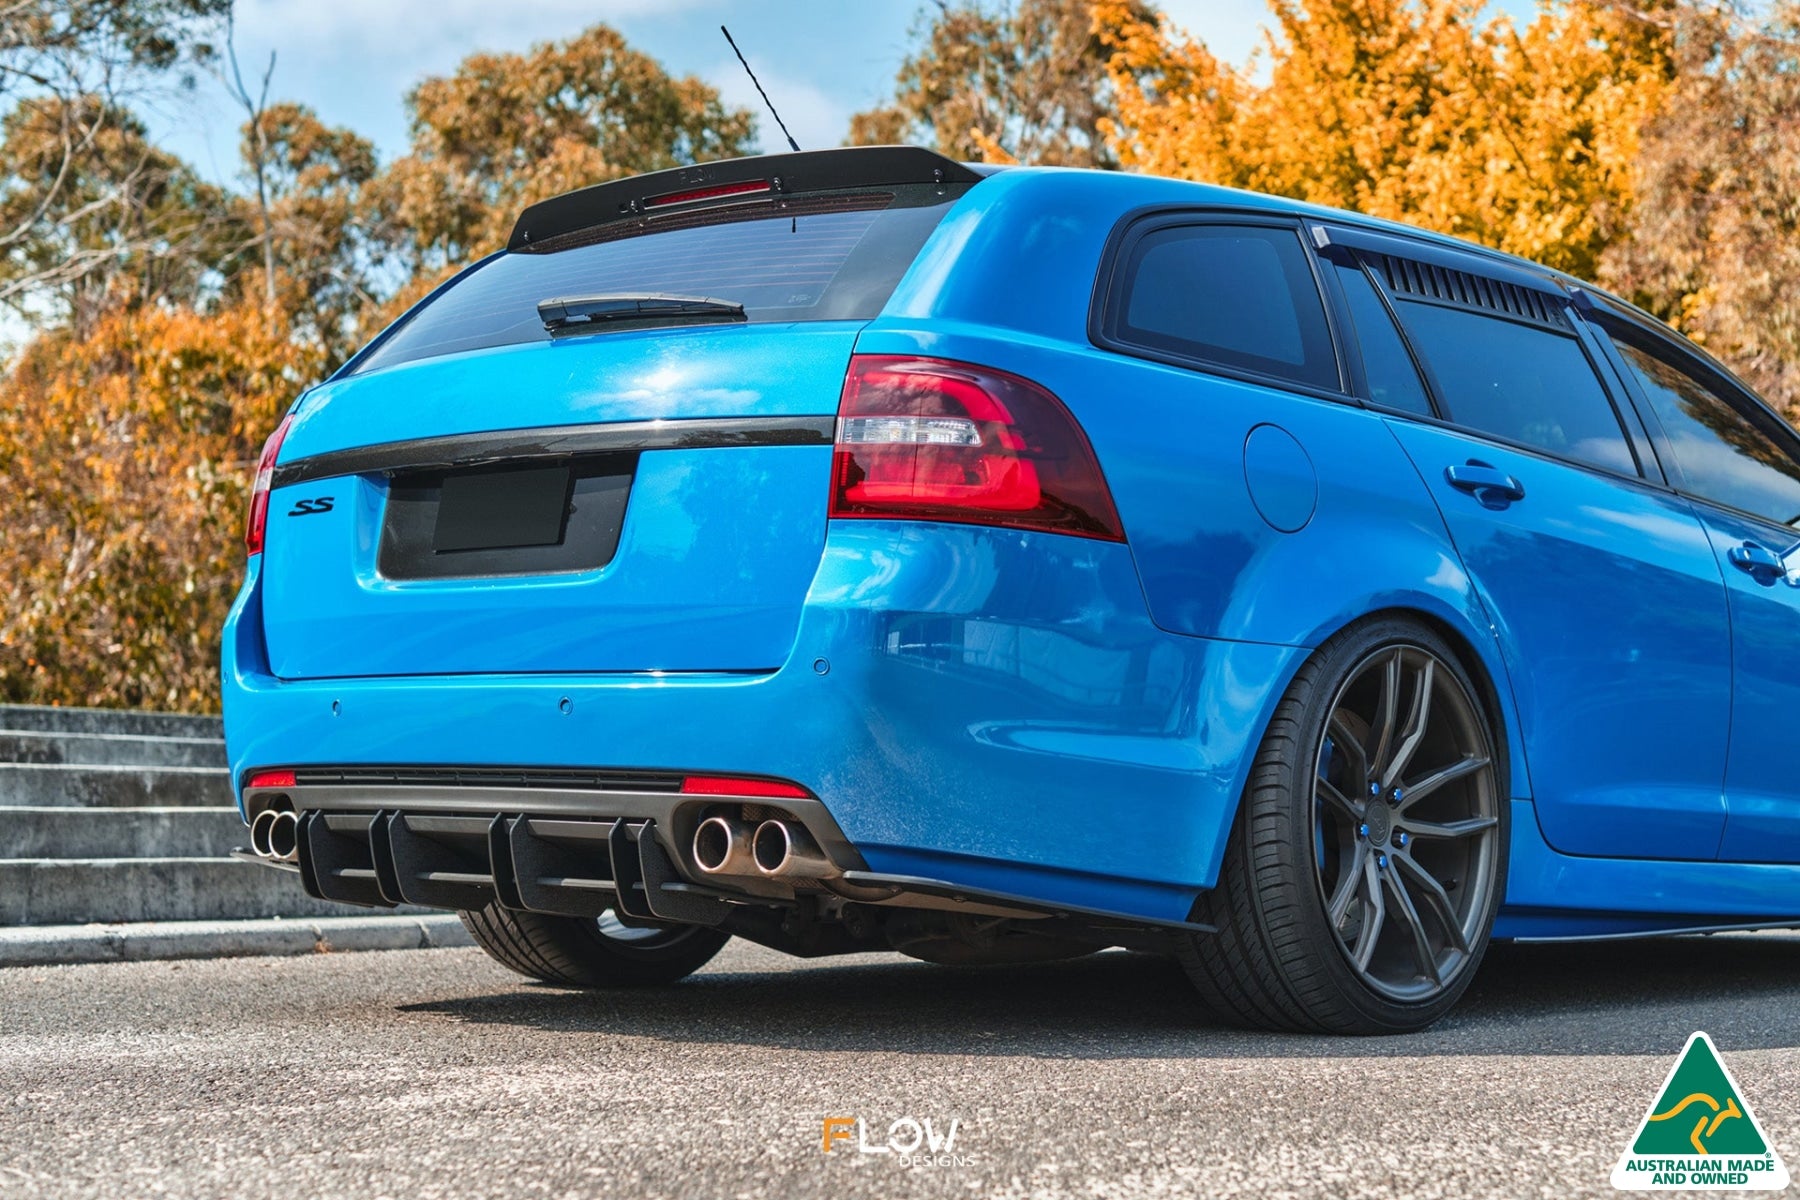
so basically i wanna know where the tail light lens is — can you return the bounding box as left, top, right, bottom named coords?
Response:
left=830, top=356, right=1124, bottom=541
left=244, top=414, right=293, bottom=556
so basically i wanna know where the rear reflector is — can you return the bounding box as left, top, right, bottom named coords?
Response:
left=680, top=775, right=810, bottom=799
left=244, top=414, right=294, bottom=556
left=247, top=770, right=297, bottom=789
left=830, top=356, right=1125, bottom=541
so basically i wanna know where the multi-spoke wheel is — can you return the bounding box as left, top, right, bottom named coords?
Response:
left=1180, top=616, right=1507, bottom=1034
left=460, top=902, right=730, bottom=987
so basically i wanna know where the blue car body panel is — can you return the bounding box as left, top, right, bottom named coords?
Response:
left=223, top=163, right=1800, bottom=939
left=227, top=524, right=1299, bottom=924
left=1383, top=420, right=1733, bottom=861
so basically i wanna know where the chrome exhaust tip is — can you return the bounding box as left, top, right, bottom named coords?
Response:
left=691, top=816, right=757, bottom=875
left=751, top=819, right=838, bottom=880
left=249, top=808, right=280, bottom=859
left=266, top=810, right=300, bottom=863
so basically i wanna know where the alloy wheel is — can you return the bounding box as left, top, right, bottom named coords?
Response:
left=1312, top=643, right=1500, bottom=1001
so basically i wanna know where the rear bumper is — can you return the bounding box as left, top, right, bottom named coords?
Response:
left=223, top=521, right=1302, bottom=925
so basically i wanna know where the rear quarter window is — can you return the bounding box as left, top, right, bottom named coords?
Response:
left=1099, top=222, right=1339, bottom=392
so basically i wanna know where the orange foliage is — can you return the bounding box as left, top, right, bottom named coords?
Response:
left=1094, top=0, right=1674, bottom=280
left=0, top=302, right=323, bottom=709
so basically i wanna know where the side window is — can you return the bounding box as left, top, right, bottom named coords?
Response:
left=1610, top=335, right=1800, bottom=527
left=1110, top=224, right=1339, bottom=391
left=1396, top=301, right=1637, bottom=475
left=1331, top=259, right=1432, bottom=416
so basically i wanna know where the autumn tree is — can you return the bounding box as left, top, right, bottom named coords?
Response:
left=0, top=96, right=226, bottom=327
left=851, top=0, right=1158, bottom=165
left=0, top=19, right=766, bottom=711
left=378, top=25, right=756, bottom=268
left=1096, top=0, right=1675, bottom=279
left=1601, top=2, right=1800, bottom=412
left=0, top=299, right=322, bottom=708
left=0, top=0, right=228, bottom=323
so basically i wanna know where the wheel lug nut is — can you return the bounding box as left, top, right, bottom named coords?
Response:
left=1357, top=823, right=1370, bottom=839
left=1377, top=853, right=1389, bottom=868
left=1368, top=782, right=1380, bottom=797
left=1389, top=787, right=1403, bottom=804
left=1395, top=831, right=1408, bottom=847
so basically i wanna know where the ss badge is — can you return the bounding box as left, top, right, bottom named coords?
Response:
left=286, top=496, right=335, bottom=516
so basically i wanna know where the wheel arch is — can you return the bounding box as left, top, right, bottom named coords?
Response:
left=1293, top=599, right=1530, bottom=805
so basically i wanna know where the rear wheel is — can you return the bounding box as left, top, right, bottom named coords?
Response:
left=1181, top=616, right=1507, bottom=1033
left=460, top=903, right=730, bottom=987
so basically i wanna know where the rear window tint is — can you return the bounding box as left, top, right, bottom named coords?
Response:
left=1398, top=301, right=1636, bottom=475
left=353, top=187, right=963, bottom=375
left=1333, top=260, right=1432, bottom=416
left=1108, top=224, right=1339, bottom=390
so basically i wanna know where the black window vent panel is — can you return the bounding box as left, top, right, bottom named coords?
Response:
left=1373, top=254, right=1572, bottom=332
left=289, top=766, right=686, bottom=794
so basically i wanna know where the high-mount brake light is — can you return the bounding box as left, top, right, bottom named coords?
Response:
left=244, top=414, right=294, bottom=556
left=830, top=356, right=1125, bottom=541
left=680, top=775, right=810, bottom=799
left=247, top=769, right=296, bottom=789
left=644, top=180, right=771, bottom=209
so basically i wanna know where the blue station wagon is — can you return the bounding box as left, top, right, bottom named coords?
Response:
left=223, top=147, right=1800, bottom=1033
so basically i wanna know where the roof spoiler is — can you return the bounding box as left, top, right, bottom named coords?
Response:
left=505, top=145, right=988, bottom=252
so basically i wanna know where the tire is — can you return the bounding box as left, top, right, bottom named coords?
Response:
left=460, top=903, right=730, bottom=988
left=1180, top=615, right=1508, bottom=1034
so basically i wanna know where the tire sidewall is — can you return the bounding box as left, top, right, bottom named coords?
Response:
left=1261, top=618, right=1510, bottom=1032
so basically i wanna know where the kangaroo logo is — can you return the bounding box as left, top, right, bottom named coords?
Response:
left=1612, top=1032, right=1788, bottom=1190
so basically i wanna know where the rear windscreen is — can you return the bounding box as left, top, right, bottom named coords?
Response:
left=351, top=185, right=966, bottom=375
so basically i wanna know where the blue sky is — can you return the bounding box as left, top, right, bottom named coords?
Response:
left=145, top=0, right=1538, bottom=185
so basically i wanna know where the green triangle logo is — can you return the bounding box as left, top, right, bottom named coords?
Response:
left=1612, top=1033, right=1789, bottom=1191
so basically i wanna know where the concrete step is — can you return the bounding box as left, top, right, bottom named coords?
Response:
left=0, top=705, right=220, bottom=740
left=0, top=914, right=473, bottom=967
left=0, top=729, right=226, bottom=769
left=0, top=763, right=231, bottom=808
left=0, top=857, right=399, bottom=924
left=0, top=807, right=246, bottom=859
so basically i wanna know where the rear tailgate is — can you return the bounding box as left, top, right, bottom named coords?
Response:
left=261, top=324, right=855, bottom=678
left=255, top=150, right=985, bottom=680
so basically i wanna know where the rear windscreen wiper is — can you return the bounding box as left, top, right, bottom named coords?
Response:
left=537, top=293, right=746, bottom=334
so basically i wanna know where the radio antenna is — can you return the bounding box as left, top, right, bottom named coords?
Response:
left=721, top=25, right=800, bottom=153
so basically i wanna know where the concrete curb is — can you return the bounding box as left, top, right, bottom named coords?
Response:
left=0, top=914, right=473, bottom=967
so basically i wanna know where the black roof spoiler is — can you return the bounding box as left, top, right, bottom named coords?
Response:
left=506, top=145, right=990, bottom=252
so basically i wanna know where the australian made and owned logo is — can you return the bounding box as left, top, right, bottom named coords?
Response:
left=1612, top=1032, right=1790, bottom=1191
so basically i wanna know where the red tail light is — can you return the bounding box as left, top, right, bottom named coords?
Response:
left=247, top=769, right=296, bottom=789
left=244, top=414, right=293, bottom=556
left=829, top=356, right=1124, bottom=541
left=680, top=774, right=810, bottom=799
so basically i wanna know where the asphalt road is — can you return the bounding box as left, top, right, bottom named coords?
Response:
left=1, top=932, right=1797, bottom=1199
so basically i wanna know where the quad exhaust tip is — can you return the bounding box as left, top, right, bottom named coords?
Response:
left=691, top=815, right=841, bottom=881
left=691, top=816, right=757, bottom=875
left=250, top=808, right=300, bottom=864
left=751, top=819, right=837, bottom=880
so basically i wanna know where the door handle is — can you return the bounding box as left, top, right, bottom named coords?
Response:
left=1728, top=540, right=1800, bottom=586
left=1445, top=462, right=1525, bottom=505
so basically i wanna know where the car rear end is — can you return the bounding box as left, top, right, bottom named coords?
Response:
left=222, top=148, right=1262, bottom=946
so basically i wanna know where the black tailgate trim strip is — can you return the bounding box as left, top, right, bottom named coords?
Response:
left=272, top=415, right=837, bottom=488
